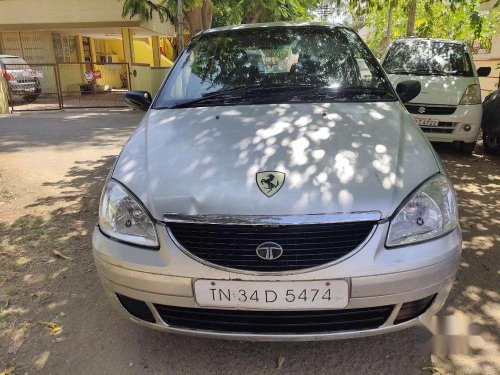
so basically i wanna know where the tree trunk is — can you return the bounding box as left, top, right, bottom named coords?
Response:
left=201, top=0, right=213, bottom=30
left=185, top=0, right=213, bottom=38
left=185, top=6, right=204, bottom=37
left=406, top=0, right=417, bottom=37
left=386, top=2, right=394, bottom=47
left=177, top=0, right=184, bottom=53
left=248, top=6, right=264, bottom=23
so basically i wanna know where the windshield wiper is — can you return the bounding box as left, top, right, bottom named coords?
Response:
left=167, top=84, right=318, bottom=108
left=388, top=69, right=436, bottom=76
left=166, top=84, right=395, bottom=108
left=311, top=86, right=395, bottom=100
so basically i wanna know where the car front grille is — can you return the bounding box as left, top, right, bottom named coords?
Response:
left=406, top=104, right=457, bottom=115
left=167, top=221, right=376, bottom=272
left=420, top=122, right=458, bottom=134
left=154, top=304, right=394, bottom=334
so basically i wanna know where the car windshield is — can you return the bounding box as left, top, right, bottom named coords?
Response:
left=1, top=57, right=28, bottom=66
left=383, top=40, right=474, bottom=76
left=154, top=26, right=395, bottom=108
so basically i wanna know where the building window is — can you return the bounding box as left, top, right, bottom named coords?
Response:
left=52, top=32, right=79, bottom=62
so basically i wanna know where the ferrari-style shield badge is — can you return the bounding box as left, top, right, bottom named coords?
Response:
left=256, top=171, right=285, bottom=197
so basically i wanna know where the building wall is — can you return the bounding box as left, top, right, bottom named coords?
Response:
left=133, top=40, right=173, bottom=67
left=0, top=77, right=9, bottom=114
left=0, top=0, right=175, bottom=35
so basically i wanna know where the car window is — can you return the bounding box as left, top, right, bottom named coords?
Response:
left=1, top=57, right=28, bottom=65
left=155, top=26, right=395, bottom=108
left=430, top=42, right=473, bottom=76
left=383, top=40, right=473, bottom=77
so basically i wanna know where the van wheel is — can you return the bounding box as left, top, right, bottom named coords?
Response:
left=458, top=141, right=476, bottom=156
left=483, top=131, right=500, bottom=155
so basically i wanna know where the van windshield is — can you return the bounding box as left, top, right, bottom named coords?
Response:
left=383, top=40, right=474, bottom=77
left=154, top=26, right=395, bottom=109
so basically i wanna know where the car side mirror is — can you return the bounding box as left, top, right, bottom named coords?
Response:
left=396, top=80, right=421, bottom=103
left=477, top=66, right=491, bottom=77
left=124, top=91, right=152, bottom=111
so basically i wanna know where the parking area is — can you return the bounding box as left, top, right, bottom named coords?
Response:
left=0, top=110, right=498, bottom=375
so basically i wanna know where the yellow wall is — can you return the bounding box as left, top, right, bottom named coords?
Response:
left=151, top=68, right=171, bottom=94
left=474, top=59, right=500, bottom=99
left=130, top=65, right=152, bottom=93
left=58, top=64, right=85, bottom=92
left=94, top=64, right=127, bottom=89
left=0, top=0, right=175, bottom=36
left=0, top=77, right=9, bottom=114
left=104, top=40, right=125, bottom=62
left=133, top=40, right=173, bottom=67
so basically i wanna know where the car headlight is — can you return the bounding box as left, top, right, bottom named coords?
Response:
left=386, top=174, right=458, bottom=247
left=99, top=179, right=159, bottom=248
left=459, top=84, right=481, bottom=105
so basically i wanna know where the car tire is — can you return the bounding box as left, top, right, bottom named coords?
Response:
left=483, top=131, right=500, bottom=155
left=458, top=141, right=476, bottom=156
left=22, top=93, right=39, bottom=103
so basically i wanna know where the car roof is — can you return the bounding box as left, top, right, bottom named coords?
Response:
left=200, top=22, right=344, bottom=35
left=391, top=37, right=466, bottom=45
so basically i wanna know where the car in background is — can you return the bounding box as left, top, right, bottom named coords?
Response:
left=0, top=55, right=41, bottom=103
left=481, top=88, right=500, bottom=155
left=93, top=23, right=462, bottom=341
left=381, top=38, right=490, bottom=155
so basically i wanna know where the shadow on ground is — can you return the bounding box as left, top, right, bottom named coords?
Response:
left=0, top=109, right=137, bottom=153
left=0, top=130, right=498, bottom=374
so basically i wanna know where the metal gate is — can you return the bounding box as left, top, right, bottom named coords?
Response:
left=57, top=62, right=129, bottom=109
left=4, top=63, right=61, bottom=111
left=4, top=62, right=130, bottom=111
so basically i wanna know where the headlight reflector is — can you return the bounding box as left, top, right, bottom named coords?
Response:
left=386, top=174, right=458, bottom=247
left=99, top=179, right=159, bottom=247
left=459, top=84, right=481, bottom=105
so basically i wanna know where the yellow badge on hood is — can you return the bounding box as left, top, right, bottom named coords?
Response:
left=256, top=171, right=285, bottom=197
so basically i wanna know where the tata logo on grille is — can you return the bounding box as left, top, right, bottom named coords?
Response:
left=418, top=106, right=426, bottom=114
left=255, top=242, right=283, bottom=260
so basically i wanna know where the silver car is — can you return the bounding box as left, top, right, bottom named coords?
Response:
left=93, top=23, right=461, bottom=341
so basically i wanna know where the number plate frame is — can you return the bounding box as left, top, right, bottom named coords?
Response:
left=415, top=118, right=439, bottom=127
left=194, top=279, right=349, bottom=310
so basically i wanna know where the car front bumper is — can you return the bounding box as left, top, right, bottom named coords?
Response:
left=92, top=222, right=461, bottom=341
left=410, top=104, right=482, bottom=143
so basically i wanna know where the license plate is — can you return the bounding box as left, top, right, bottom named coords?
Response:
left=194, top=279, right=349, bottom=310
left=415, top=118, right=439, bottom=127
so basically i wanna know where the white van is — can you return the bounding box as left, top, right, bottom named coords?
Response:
left=381, top=38, right=490, bottom=155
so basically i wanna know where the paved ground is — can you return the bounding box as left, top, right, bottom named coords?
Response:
left=0, top=110, right=498, bottom=375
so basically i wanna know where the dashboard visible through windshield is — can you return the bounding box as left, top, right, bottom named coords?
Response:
left=154, top=26, right=396, bottom=109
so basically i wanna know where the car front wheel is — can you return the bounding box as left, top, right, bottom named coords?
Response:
left=483, top=131, right=500, bottom=155
left=457, top=141, right=476, bottom=156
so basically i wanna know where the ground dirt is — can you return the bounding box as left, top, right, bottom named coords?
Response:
left=0, top=109, right=498, bottom=375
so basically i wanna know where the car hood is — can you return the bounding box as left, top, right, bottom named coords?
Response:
left=113, top=102, right=439, bottom=220
left=387, top=74, right=477, bottom=106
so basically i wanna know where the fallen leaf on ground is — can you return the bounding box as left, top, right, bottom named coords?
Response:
left=40, top=321, right=63, bottom=335
left=277, top=355, right=285, bottom=369
left=52, top=250, right=73, bottom=261
left=0, top=367, right=16, bottom=375
left=422, top=366, right=447, bottom=374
